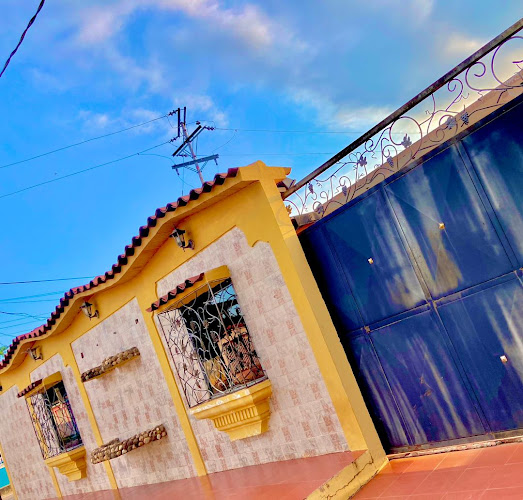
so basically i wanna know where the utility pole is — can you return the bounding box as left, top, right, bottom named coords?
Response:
left=171, top=107, right=218, bottom=184
left=180, top=120, right=203, bottom=184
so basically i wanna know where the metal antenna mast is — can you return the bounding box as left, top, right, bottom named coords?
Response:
left=171, top=107, right=218, bottom=184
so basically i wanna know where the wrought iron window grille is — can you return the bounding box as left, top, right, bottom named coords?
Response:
left=26, top=380, right=83, bottom=460
left=157, top=277, right=266, bottom=408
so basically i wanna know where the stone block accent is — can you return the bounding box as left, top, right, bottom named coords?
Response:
left=91, top=425, right=167, bottom=464
left=72, top=299, right=196, bottom=488
left=156, top=227, right=348, bottom=474
left=81, top=347, right=140, bottom=382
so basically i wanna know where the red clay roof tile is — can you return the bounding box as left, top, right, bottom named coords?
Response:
left=146, top=274, right=205, bottom=312
left=0, top=169, right=238, bottom=371
left=17, top=379, right=43, bottom=398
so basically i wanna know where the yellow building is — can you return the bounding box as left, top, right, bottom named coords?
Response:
left=0, top=162, right=386, bottom=499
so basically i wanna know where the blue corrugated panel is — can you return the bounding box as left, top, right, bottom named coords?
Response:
left=438, top=273, right=523, bottom=432
left=322, top=189, right=426, bottom=326
left=385, top=145, right=513, bottom=300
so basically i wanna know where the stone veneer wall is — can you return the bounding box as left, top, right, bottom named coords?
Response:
left=30, top=354, right=112, bottom=497
left=0, top=387, right=56, bottom=500
left=155, top=227, right=348, bottom=474
left=71, top=299, right=196, bottom=488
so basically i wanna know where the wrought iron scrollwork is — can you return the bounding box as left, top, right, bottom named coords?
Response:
left=284, top=29, right=523, bottom=219
left=26, top=380, right=83, bottom=459
left=157, top=278, right=265, bottom=408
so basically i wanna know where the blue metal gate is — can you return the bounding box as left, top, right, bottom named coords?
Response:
left=300, top=96, right=523, bottom=452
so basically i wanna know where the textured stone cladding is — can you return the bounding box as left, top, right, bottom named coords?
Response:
left=72, top=299, right=196, bottom=488
left=0, top=387, right=57, bottom=500
left=30, top=354, right=112, bottom=497
left=156, top=227, right=348, bottom=474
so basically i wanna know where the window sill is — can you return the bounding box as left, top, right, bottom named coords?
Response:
left=189, top=379, right=272, bottom=441
left=45, top=446, right=87, bottom=482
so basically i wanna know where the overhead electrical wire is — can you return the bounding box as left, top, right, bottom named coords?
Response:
left=201, top=152, right=337, bottom=157
left=0, top=316, right=46, bottom=326
left=0, top=328, right=37, bottom=339
left=0, top=140, right=171, bottom=200
left=0, top=113, right=173, bottom=170
left=0, top=0, right=46, bottom=79
left=0, top=290, right=67, bottom=303
left=0, top=298, right=61, bottom=304
left=0, top=318, right=41, bottom=331
left=0, top=310, right=47, bottom=320
left=214, top=127, right=406, bottom=135
left=0, top=276, right=94, bottom=285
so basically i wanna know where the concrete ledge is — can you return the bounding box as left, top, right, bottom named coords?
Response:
left=308, top=450, right=388, bottom=499
left=45, top=446, right=87, bottom=482
left=190, top=379, right=272, bottom=441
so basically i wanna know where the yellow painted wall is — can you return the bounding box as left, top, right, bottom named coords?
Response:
left=0, top=162, right=386, bottom=495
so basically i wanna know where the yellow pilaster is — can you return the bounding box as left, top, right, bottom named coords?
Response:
left=62, top=346, right=120, bottom=492
left=136, top=285, right=207, bottom=476
left=256, top=176, right=386, bottom=464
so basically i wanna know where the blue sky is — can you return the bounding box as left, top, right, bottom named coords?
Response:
left=0, top=0, right=521, bottom=343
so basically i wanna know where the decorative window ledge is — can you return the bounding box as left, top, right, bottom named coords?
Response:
left=81, top=347, right=140, bottom=382
left=189, top=379, right=272, bottom=441
left=91, top=425, right=167, bottom=464
left=45, top=446, right=87, bottom=482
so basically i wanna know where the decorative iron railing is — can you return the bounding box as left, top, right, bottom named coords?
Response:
left=157, top=278, right=265, bottom=408
left=26, top=381, right=83, bottom=460
left=283, top=19, right=523, bottom=219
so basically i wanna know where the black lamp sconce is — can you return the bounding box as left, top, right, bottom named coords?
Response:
left=170, top=227, right=194, bottom=250
left=29, top=346, right=43, bottom=361
left=80, top=301, right=99, bottom=320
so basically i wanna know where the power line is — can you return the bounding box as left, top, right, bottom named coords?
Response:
left=0, top=290, right=67, bottom=303
left=214, top=127, right=407, bottom=135
left=0, top=0, right=46, bottom=79
left=0, top=310, right=47, bottom=320
left=0, top=318, right=41, bottom=331
left=0, top=113, right=173, bottom=170
left=0, top=276, right=93, bottom=285
left=0, top=140, right=171, bottom=200
left=0, top=298, right=60, bottom=304
left=202, top=152, right=336, bottom=157
left=0, top=315, right=46, bottom=326
left=0, top=327, right=39, bottom=339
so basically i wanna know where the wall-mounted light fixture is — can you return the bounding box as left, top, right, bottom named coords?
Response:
left=80, top=301, right=99, bottom=320
left=29, top=346, right=43, bottom=361
left=170, top=227, right=194, bottom=250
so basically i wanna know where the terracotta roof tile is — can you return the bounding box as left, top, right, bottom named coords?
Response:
left=0, top=169, right=238, bottom=371
left=146, top=274, right=205, bottom=312
left=17, top=379, right=43, bottom=398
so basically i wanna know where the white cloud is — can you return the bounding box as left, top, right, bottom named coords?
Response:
left=77, top=107, right=173, bottom=137
left=413, top=0, right=435, bottom=22
left=359, top=0, right=434, bottom=24
left=29, top=69, right=70, bottom=92
left=291, top=88, right=392, bottom=130
left=77, top=96, right=228, bottom=137
left=76, top=6, right=127, bottom=44
left=75, top=0, right=275, bottom=49
left=334, top=106, right=393, bottom=130
left=78, top=110, right=113, bottom=130
left=443, top=33, right=485, bottom=58
left=69, top=0, right=306, bottom=99
left=103, top=47, right=168, bottom=93
left=173, top=94, right=229, bottom=127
